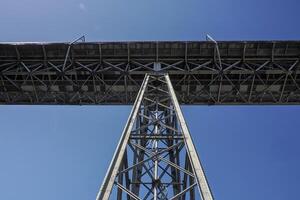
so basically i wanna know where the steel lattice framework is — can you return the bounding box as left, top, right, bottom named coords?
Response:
left=97, top=74, right=213, bottom=200
left=0, top=41, right=300, bottom=105
left=1, top=40, right=300, bottom=200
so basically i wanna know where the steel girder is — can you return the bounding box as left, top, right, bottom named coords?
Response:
left=0, top=41, right=300, bottom=105
left=96, top=74, right=213, bottom=200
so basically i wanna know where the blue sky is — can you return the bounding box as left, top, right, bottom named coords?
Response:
left=1, top=0, right=300, bottom=42
left=0, top=0, right=300, bottom=200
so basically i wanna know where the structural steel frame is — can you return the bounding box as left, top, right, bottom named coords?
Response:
left=96, top=73, right=213, bottom=200
left=0, top=41, right=300, bottom=105
left=1, top=40, right=300, bottom=199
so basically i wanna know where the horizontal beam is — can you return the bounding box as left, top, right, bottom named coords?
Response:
left=0, top=41, right=300, bottom=105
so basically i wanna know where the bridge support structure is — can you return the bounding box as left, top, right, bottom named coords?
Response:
left=96, top=74, right=214, bottom=200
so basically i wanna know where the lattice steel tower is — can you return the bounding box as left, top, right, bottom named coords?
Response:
left=96, top=73, right=213, bottom=200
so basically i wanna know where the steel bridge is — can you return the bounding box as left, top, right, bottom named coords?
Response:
left=1, top=40, right=300, bottom=200
left=0, top=41, right=300, bottom=105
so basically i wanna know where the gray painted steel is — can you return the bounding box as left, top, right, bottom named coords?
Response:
left=165, top=74, right=213, bottom=200
left=96, top=75, right=149, bottom=200
left=97, top=74, right=213, bottom=200
left=0, top=41, right=300, bottom=105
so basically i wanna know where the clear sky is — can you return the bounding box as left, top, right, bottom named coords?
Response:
left=0, top=0, right=300, bottom=200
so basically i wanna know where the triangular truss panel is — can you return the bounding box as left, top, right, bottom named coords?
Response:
left=96, top=74, right=213, bottom=200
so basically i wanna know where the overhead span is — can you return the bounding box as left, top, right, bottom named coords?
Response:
left=0, top=41, right=299, bottom=105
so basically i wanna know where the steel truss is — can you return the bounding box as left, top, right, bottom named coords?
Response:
left=0, top=41, right=300, bottom=105
left=97, top=73, right=213, bottom=200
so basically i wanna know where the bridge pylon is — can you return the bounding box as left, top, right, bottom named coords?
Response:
left=96, top=74, right=214, bottom=200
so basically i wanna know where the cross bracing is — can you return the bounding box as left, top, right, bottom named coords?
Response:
left=97, top=74, right=213, bottom=200
left=0, top=41, right=300, bottom=105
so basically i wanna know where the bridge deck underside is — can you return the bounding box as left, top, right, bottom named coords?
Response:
left=0, top=41, right=300, bottom=105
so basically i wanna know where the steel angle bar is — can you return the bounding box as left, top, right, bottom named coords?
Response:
left=165, top=74, right=214, bottom=200
left=115, top=182, right=141, bottom=200
left=96, top=74, right=150, bottom=200
left=132, top=142, right=194, bottom=178
left=169, top=182, right=197, bottom=200
left=206, top=35, right=222, bottom=70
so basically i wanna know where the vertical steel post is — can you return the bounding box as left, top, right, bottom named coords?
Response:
left=165, top=74, right=214, bottom=200
left=96, top=75, right=150, bottom=200
left=96, top=73, right=214, bottom=200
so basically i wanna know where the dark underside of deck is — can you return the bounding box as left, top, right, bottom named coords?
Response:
left=0, top=41, right=300, bottom=105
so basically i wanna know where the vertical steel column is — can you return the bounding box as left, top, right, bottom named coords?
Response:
left=96, top=73, right=214, bottom=200
left=96, top=75, right=150, bottom=200
left=153, top=108, right=159, bottom=200
left=165, top=74, right=214, bottom=200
